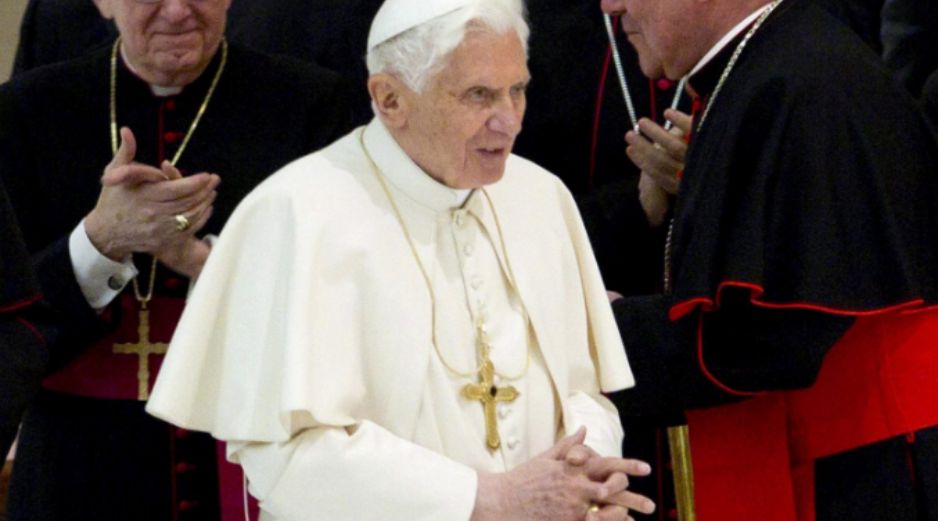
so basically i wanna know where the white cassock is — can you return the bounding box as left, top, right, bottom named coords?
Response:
left=147, top=119, right=635, bottom=521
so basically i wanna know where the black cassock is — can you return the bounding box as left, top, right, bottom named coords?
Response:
left=0, top=44, right=351, bottom=521
left=0, top=179, right=51, bottom=461
left=611, top=1, right=938, bottom=519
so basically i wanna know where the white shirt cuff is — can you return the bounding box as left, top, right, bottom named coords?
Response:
left=69, top=220, right=138, bottom=311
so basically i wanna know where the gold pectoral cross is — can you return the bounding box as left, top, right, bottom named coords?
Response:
left=462, top=358, right=519, bottom=451
left=113, top=309, right=168, bottom=400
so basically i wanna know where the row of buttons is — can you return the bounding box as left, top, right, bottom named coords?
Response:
left=451, top=207, right=524, bottom=455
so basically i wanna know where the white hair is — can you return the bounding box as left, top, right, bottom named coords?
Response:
left=366, top=0, right=530, bottom=93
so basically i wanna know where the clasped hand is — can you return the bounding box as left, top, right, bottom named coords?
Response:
left=84, top=127, right=219, bottom=278
left=472, top=427, right=656, bottom=521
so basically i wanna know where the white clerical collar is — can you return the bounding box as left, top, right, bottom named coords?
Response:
left=363, top=119, right=474, bottom=212
left=687, top=3, right=772, bottom=78
left=120, top=45, right=183, bottom=97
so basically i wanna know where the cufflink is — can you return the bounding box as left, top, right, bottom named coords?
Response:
left=107, top=275, right=125, bottom=291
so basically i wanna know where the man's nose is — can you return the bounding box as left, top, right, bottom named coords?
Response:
left=600, top=0, right=626, bottom=16
left=160, top=0, right=194, bottom=21
left=487, top=103, right=522, bottom=136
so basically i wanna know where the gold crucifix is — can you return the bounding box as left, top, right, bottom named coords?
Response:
left=462, top=357, right=519, bottom=451
left=113, top=309, right=168, bottom=400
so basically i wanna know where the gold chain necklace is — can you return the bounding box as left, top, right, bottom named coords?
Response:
left=665, top=0, right=781, bottom=293
left=359, top=132, right=532, bottom=381
left=109, top=37, right=228, bottom=308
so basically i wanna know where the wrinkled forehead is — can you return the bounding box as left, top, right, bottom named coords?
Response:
left=434, top=29, right=529, bottom=87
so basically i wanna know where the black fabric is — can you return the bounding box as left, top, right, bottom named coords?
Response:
left=673, top=1, right=938, bottom=312
left=1, top=44, right=351, bottom=521
left=609, top=290, right=854, bottom=419
left=226, top=0, right=381, bottom=126
left=0, top=317, right=46, bottom=460
left=0, top=180, right=38, bottom=309
left=814, top=425, right=938, bottom=521
left=922, top=68, right=938, bottom=137
left=12, top=0, right=115, bottom=76
left=881, top=0, right=938, bottom=97
left=809, top=0, right=885, bottom=52
left=8, top=391, right=219, bottom=521
left=0, top=181, right=51, bottom=460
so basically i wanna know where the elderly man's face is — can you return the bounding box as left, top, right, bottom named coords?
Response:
left=600, top=0, right=700, bottom=79
left=401, top=29, right=529, bottom=189
left=96, top=0, right=230, bottom=86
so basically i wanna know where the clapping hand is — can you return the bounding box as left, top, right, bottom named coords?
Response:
left=85, top=127, right=219, bottom=277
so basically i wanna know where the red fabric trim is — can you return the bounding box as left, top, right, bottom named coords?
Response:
left=687, top=309, right=938, bottom=520
left=16, top=316, right=46, bottom=346
left=669, top=279, right=927, bottom=321
left=158, top=100, right=166, bottom=163
left=648, top=77, right=658, bottom=124
left=677, top=96, right=705, bottom=182
left=589, top=45, right=613, bottom=191
left=0, top=293, right=42, bottom=314
left=694, top=313, right=761, bottom=397
left=902, top=302, right=938, bottom=315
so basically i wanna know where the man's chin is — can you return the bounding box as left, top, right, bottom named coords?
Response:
left=150, top=51, right=208, bottom=79
left=637, top=59, right=666, bottom=80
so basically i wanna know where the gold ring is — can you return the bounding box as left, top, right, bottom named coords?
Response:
left=588, top=503, right=601, bottom=513
left=174, top=214, right=191, bottom=231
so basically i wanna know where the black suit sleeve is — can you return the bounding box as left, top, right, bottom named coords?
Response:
left=0, top=82, right=115, bottom=370
left=608, top=287, right=855, bottom=426
left=576, top=179, right=667, bottom=296
left=0, top=180, right=54, bottom=459
left=0, top=306, right=53, bottom=459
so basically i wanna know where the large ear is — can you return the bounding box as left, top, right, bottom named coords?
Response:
left=367, top=73, right=412, bottom=129
left=93, top=0, right=114, bottom=19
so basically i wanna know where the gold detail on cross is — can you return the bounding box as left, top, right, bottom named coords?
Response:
left=462, top=358, right=519, bottom=451
left=113, top=309, right=168, bottom=400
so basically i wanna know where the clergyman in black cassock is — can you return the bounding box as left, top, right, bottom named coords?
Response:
left=607, top=0, right=938, bottom=519
left=0, top=4, right=352, bottom=519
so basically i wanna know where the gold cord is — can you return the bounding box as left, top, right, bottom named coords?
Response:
left=109, top=37, right=228, bottom=307
left=360, top=132, right=531, bottom=381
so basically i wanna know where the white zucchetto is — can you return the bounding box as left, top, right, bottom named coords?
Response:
left=367, top=0, right=475, bottom=50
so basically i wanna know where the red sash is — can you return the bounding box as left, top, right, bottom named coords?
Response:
left=42, top=294, right=182, bottom=400
left=687, top=308, right=938, bottom=520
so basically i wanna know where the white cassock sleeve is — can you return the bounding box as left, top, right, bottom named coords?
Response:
left=230, top=420, right=478, bottom=521
left=565, top=391, right=624, bottom=458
